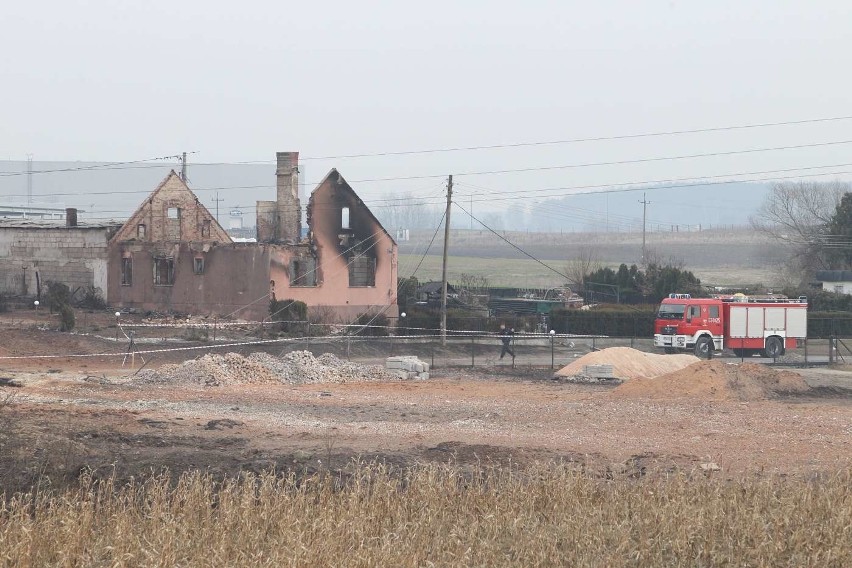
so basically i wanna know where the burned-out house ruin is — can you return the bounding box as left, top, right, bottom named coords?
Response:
left=107, top=152, right=398, bottom=322
left=0, top=213, right=121, bottom=300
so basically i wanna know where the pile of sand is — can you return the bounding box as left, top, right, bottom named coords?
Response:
left=611, top=360, right=811, bottom=401
left=554, top=347, right=698, bottom=381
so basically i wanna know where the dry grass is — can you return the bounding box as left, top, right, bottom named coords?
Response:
left=1, top=464, right=850, bottom=567
left=399, top=254, right=778, bottom=288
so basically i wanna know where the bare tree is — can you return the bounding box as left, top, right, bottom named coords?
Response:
left=378, top=191, right=443, bottom=230
left=455, top=273, right=490, bottom=307
left=750, top=181, right=850, bottom=278
left=642, top=248, right=684, bottom=271
left=563, top=244, right=602, bottom=292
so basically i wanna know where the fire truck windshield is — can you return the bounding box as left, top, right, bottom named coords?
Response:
left=657, top=304, right=686, bottom=320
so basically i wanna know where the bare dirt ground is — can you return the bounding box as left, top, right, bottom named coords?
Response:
left=2, top=313, right=851, bottom=491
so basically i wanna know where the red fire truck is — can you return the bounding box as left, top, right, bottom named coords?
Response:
left=653, top=293, right=808, bottom=358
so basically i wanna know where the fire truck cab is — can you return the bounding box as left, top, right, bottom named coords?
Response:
left=653, top=293, right=807, bottom=358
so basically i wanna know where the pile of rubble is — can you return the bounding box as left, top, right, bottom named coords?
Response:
left=134, top=350, right=404, bottom=386
left=248, top=351, right=403, bottom=384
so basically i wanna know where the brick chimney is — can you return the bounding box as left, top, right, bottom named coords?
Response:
left=275, top=151, right=301, bottom=242
left=65, top=208, right=78, bottom=227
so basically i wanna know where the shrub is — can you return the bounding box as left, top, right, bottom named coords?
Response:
left=76, top=286, right=107, bottom=310
left=353, top=312, right=389, bottom=336
left=45, top=281, right=71, bottom=313
left=58, top=304, right=75, bottom=332
left=182, top=326, right=209, bottom=342
left=269, top=299, right=308, bottom=333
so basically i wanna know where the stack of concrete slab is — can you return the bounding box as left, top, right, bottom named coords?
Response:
left=385, top=356, right=430, bottom=380
left=583, top=364, right=615, bottom=379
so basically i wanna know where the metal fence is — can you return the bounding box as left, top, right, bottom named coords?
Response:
left=96, top=319, right=852, bottom=369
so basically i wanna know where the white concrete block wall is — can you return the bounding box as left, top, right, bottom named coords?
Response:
left=0, top=227, right=114, bottom=297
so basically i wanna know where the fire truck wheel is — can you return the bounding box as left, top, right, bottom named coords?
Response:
left=764, top=337, right=783, bottom=358
left=694, top=336, right=713, bottom=358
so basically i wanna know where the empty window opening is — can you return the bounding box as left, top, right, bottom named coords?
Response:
left=201, top=220, right=211, bottom=238
left=193, top=257, right=205, bottom=275
left=137, top=224, right=146, bottom=239
left=341, top=207, right=350, bottom=229
left=167, top=207, right=181, bottom=220
left=121, top=257, right=133, bottom=286
left=290, top=259, right=317, bottom=286
left=154, top=257, right=175, bottom=286
left=348, top=255, right=376, bottom=287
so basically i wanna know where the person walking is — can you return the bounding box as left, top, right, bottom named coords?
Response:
left=498, top=324, right=515, bottom=360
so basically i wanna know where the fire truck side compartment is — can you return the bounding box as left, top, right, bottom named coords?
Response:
left=728, top=305, right=806, bottom=339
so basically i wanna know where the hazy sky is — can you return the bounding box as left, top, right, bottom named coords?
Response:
left=3, top=1, right=852, bottom=225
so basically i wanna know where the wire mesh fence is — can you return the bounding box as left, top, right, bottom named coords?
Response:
left=80, top=319, right=852, bottom=369
left=6, top=314, right=852, bottom=367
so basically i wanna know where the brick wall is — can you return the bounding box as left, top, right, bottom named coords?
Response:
left=108, top=243, right=272, bottom=320
left=275, top=152, right=301, bottom=242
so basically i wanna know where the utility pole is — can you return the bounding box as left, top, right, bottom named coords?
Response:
left=180, top=151, right=187, bottom=182
left=639, top=192, right=650, bottom=262
left=211, top=191, right=224, bottom=223
left=440, top=175, right=453, bottom=346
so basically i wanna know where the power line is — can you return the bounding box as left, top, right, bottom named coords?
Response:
left=8, top=153, right=852, bottom=207
left=6, top=131, right=852, bottom=182
left=18, top=113, right=845, bottom=169
left=0, top=153, right=197, bottom=178
left=292, top=114, right=852, bottom=161
left=454, top=161, right=852, bottom=201
left=10, top=164, right=852, bottom=228
left=409, top=210, right=446, bottom=277
left=450, top=167, right=852, bottom=205
left=20, top=165, right=852, bottom=226
left=206, top=138, right=852, bottom=184
left=452, top=201, right=570, bottom=282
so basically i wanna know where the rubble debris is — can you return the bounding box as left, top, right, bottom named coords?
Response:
left=554, top=347, right=697, bottom=382
left=611, top=360, right=811, bottom=401
left=552, top=373, right=621, bottom=385
left=204, top=419, right=244, bottom=430
left=134, top=350, right=403, bottom=386
left=385, top=356, right=430, bottom=380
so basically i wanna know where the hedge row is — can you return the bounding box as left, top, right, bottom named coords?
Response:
left=550, top=308, right=656, bottom=337
left=806, top=312, right=852, bottom=338
left=399, top=309, right=540, bottom=336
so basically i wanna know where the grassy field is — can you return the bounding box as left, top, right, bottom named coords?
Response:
left=1, top=465, right=849, bottom=566
left=400, top=253, right=778, bottom=288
